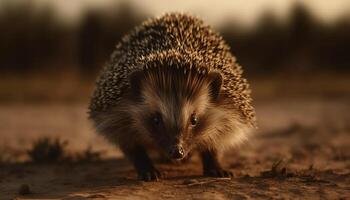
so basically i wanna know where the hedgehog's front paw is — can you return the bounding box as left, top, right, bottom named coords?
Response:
left=203, top=168, right=233, bottom=178
left=138, top=168, right=162, bottom=181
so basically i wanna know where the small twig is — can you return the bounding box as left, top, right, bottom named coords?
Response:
left=181, top=178, right=231, bottom=187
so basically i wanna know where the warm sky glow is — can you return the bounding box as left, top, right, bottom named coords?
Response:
left=6, top=0, right=350, bottom=27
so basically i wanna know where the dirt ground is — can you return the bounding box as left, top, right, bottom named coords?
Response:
left=0, top=96, right=350, bottom=199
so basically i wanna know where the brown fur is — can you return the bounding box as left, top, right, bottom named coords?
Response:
left=90, top=60, right=251, bottom=158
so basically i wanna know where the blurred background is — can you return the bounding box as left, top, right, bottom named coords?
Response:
left=0, top=0, right=349, bottom=161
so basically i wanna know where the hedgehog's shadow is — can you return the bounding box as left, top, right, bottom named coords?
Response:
left=3, top=158, right=147, bottom=199
left=5, top=156, right=206, bottom=199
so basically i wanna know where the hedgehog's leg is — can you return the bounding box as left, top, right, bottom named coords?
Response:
left=120, top=144, right=162, bottom=181
left=201, top=148, right=233, bottom=178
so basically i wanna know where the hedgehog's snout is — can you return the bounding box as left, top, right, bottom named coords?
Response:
left=169, top=145, right=185, bottom=160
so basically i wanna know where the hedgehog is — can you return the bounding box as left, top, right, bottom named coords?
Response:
left=88, top=13, right=257, bottom=181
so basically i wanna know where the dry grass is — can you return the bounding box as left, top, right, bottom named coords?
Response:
left=27, top=137, right=103, bottom=163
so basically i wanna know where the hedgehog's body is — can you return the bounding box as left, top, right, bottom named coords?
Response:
left=89, top=13, right=256, bottom=181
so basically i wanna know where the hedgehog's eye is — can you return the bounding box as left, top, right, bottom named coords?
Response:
left=190, top=113, right=198, bottom=126
left=153, top=116, right=161, bottom=125
left=152, top=113, right=162, bottom=126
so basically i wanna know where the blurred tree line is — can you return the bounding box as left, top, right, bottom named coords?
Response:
left=0, top=1, right=349, bottom=76
left=0, top=1, right=144, bottom=75
left=221, top=4, right=350, bottom=74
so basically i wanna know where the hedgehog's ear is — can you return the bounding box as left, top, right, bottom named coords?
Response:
left=129, top=70, right=144, bottom=99
left=208, top=72, right=222, bottom=101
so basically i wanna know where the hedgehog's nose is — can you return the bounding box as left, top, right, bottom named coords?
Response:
left=169, top=145, right=185, bottom=160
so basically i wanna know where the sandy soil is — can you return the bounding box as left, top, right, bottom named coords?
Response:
left=0, top=98, right=349, bottom=199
